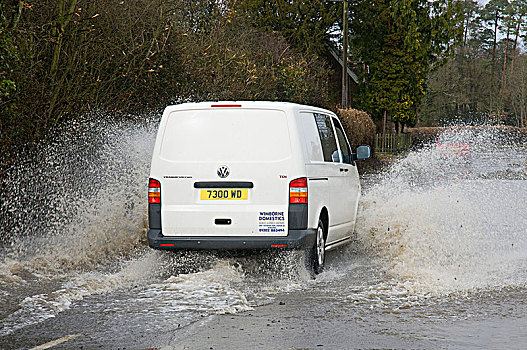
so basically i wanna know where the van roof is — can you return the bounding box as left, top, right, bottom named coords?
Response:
left=164, top=101, right=336, bottom=115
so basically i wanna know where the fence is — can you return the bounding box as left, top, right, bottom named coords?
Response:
left=375, top=133, right=412, bottom=154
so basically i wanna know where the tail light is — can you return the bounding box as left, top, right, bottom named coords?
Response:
left=148, top=178, right=161, bottom=204
left=289, top=177, right=307, bottom=204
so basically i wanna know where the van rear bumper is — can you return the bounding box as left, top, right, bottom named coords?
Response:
left=147, top=229, right=316, bottom=250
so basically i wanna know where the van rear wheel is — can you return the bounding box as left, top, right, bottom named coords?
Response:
left=306, top=219, right=325, bottom=275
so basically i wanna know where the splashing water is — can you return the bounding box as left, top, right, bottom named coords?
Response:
left=0, top=114, right=309, bottom=338
left=1, top=120, right=526, bottom=341
left=1, top=115, right=156, bottom=273
left=0, top=115, right=163, bottom=335
left=356, top=127, right=527, bottom=295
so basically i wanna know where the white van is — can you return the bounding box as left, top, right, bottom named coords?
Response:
left=148, top=101, right=370, bottom=273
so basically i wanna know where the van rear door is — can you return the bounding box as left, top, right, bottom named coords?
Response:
left=154, top=106, right=294, bottom=237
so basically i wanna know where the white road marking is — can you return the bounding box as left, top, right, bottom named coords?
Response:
left=30, top=334, right=82, bottom=350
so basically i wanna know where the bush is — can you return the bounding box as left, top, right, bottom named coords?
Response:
left=177, top=17, right=330, bottom=108
left=405, top=127, right=443, bottom=147
left=1, top=0, right=333, bottom=161
left=337, top=108, right=376, bottom=150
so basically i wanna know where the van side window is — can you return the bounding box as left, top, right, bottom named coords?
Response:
left=314, top=113, right=339, bottom=163
left=333, top=118, right=352, bottom=164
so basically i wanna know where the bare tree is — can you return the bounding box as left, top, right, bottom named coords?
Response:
left=509, top=55, right=527, bottom=127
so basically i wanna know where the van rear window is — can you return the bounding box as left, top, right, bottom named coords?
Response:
left=160, top=109, right=292, bottom=162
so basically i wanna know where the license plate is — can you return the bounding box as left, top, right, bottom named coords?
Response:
left=200, top=189, right=248, bottom=200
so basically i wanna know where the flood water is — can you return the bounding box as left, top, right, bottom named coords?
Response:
left=0, top=121, right=526, bottom=349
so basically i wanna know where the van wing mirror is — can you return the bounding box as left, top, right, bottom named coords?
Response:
left=331, top=150, right=343, bottom=163
left=355, top=145, right=371, bottom=160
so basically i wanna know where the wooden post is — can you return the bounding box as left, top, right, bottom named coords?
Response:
left=342, top=1, right=348, bottom=109
left=382, top=110, right=387, bottom=134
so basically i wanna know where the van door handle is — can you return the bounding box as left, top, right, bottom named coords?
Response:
left=340, top=168, right=348, bottom=172
left=215, top=218, right=232, bottom=225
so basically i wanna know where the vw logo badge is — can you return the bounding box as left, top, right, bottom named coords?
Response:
left=217, top=165, right=230, bottom=178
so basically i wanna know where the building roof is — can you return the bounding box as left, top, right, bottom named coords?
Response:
left=327, top=46, right=359, bottom=84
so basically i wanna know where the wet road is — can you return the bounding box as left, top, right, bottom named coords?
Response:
left=1, top=125, right=526, bottom=349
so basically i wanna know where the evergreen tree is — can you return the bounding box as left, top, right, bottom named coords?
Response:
left=350, top=0, right=462, bottom=131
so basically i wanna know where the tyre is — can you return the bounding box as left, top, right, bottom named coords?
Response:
left=306, top=219, right=326, bottom=275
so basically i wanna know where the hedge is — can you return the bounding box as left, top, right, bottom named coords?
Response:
left=337, top=108, right=376, bottom=150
